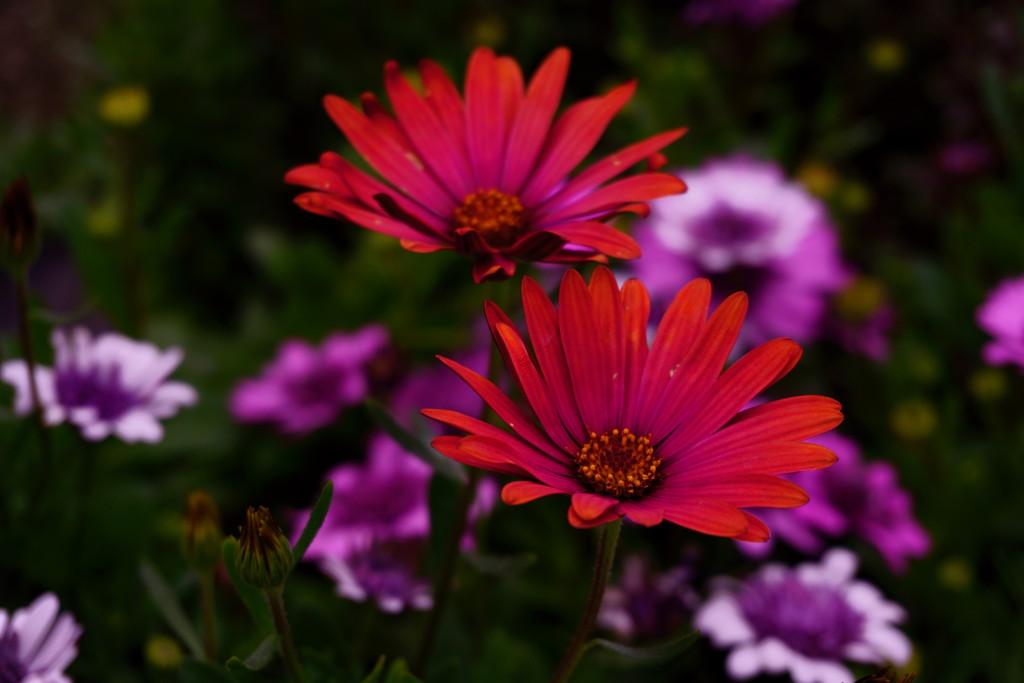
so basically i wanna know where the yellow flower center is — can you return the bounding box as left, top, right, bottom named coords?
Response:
left=572, top=429, right=661, bottom=500
left=453, top=188, right=525, bottom=249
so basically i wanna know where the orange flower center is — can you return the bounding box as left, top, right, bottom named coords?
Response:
left=453, top=188, right=525, bottom=249
left=572, top=429, right=661, bottom=500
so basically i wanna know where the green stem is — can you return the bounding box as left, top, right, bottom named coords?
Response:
left=551, top=519, right=622, bottom=683
left=199, top=570, right=217, bottom=662
left=15, top=272, right=52, bottom=508
left=117, top=138, right=145, bottom=335
left=266, top=587, right=304, bottom=683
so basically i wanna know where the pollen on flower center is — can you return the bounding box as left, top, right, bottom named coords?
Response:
left=572, top=429, right=661, bottom=500
left=453, top=188, right=526, bottom=249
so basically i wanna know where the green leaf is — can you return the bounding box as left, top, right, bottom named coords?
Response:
left=225, top=634, right=278, bottom=672
left=462, top=551, right=536, bottom=578
left=138, top=560, right=204, bottom=659
left=359, top=656, right=388, bottom=683
left=365, top=398, right=467, bottom=483
left=382, top=658, right=424, bottom=683
left=291, top=480, right=334, bottom=566
left=587, top=630, right=700, bottom=665
left=179, top=659, right=239, bottom=683
left=359, top=657, right=423, bottom=683
left=221, top=538, right=274, bottom=636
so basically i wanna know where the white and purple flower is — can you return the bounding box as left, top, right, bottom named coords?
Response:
left=977, top=275, right=1024, bottom=372
left=0, top=593, right=82, bottom=683
left=598, top=554, right=698, bottom=642
left=632, top=156, right=847, bottom=351
left=1, top=327, right=197, bottom=443
left=230, top=325, right=389, bottom=436
left=696, top=548, right=911, bottom=683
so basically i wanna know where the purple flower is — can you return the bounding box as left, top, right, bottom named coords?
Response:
left=632, top=156, right=846, bottom=351
left=738, top=433, right=930, bottom=573
left=696, top=549, right=911, bottom=683
left=938, top=140, right=993, bottom=176
left=0, top=593, right=82, bottom=683
left=598, top=554, right=698, bottom=642
left=230, top=325, right=389, bottom=435
left=1, top=328, right=197, bottom=443
left=295, top=433, right=496, bottom=613
left=684, top=0, right=798, bottom=25
left=977, top=275, right=1024, bottom=372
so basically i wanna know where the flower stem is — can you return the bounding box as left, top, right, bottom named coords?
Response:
left=266, top=587, right=304, bottom=683
left=14, top=271, right=52, bottom=507
left=200, top=570, right=217, bottom=662
left=551, top=519, right=622, bottom=683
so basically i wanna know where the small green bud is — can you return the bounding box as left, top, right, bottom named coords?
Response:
left=0, top=176, right=41, bottom=274
left=235, top=506, right=293, bottom=590
left=182, top=490, right=223, bottom=573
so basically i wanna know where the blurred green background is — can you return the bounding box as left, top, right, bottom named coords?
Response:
left=2, top=0, right=1024, bottom=681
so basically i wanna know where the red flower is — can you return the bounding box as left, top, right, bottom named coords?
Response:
left=423, top=267, right=842, bottom=538
left=285, top=47, right=686, bottom=283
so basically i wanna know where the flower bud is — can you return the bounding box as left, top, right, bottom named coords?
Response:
left=182, top=490, right=223, bottom=573
left=854, top=667, right=917, bottom=683
left=235, top=506, right=293, bottom=590
left=0, top=176, right=41, bottom=273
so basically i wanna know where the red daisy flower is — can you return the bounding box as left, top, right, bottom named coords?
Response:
left=285, top=47, right=687, bottom=283
left=423, top=267, right=843, bottom=538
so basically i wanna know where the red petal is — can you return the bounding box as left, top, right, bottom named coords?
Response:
left=733, top=513, right=771, bottom=542
left=318, top=152, right=450, bottom=237
left=431, top=435, right=528, bottom=477
left=660, top=474, right=809, bottom=509
left=658, top=335, right=799, bottom=457
left=633, top=279, right=710, bottom=428
left=521, top=81, right=637, bottom=205
left=502, top=481, right=565, bottom=505
left=681, top=397, right=843, bottom=461
left=559, top=269, right=612, bottom=433
left=521, top=276, right=586, bottom=438
left=292, top=192, right=430, bottom=242
left=620, top=279, right=651, bottom=426
left=571, top=492, right=618, bottom=521
left=543, top=128, right=687, bottom=208
left=323, top=94, right=453, bottom=217
left=465, top=47, right=507, bottom=188
left=660, top=498, right=750, bottom=538
left=666, top=441, right=838, bottom=480
left=541, top=221, right=641, bottom=260
left=458, top=435, right=578, bottom=488
left=640, top=291, right=747, bottom=440
left=399, top=239, right=452, bottom=253
left=588, top=267, right=626, bottom=426
left=492, top=320, right=576, bottom=449
left=615, top=502, right=664, bottom=527
left=567, top=504, right=622, bottom=529
left=501, top=47, right=570, bottom=194
left=434, top=356, right=564, bottom=458
left=385, top=62, right=473, bottom=198
left=359, top=92, right=410, bottom=154
left=420, top=58, right=468, bottom=159
left=538, top=173, right=686, bottom=225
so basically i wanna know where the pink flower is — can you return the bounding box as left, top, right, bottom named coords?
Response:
left=286, top=47, right=687, bottom=283
left=230, top=325, right=388, bottom=436
left=737, top=433, right=931, bottom=573
left=977, top=275, right=1024, bottom=372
